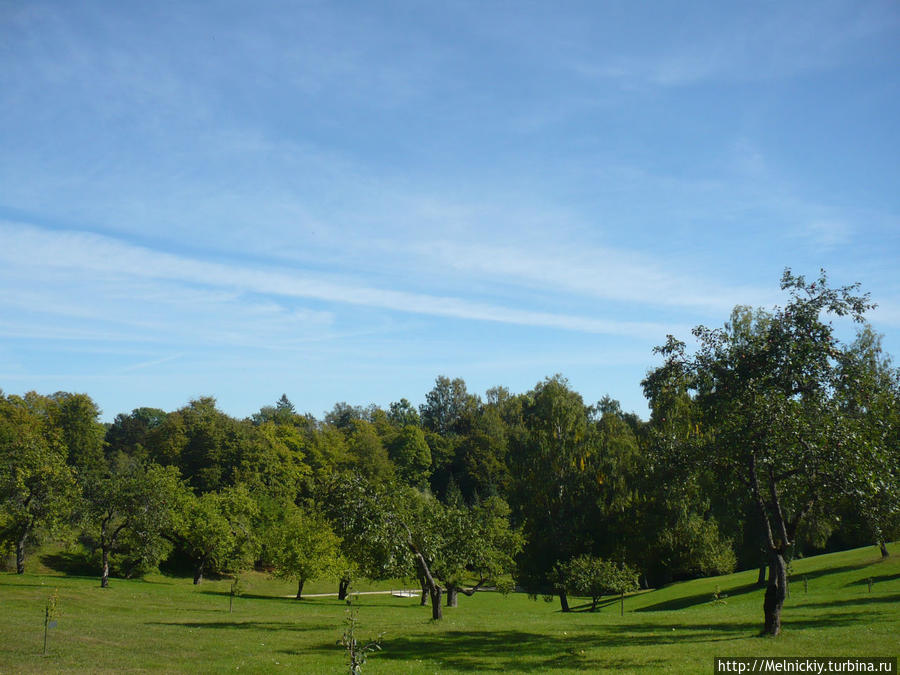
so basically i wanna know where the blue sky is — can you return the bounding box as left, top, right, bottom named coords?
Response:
left=1, top=1, right=899, bottom=422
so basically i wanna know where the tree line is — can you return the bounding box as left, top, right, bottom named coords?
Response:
left=2, top=269, right=898, bottom=634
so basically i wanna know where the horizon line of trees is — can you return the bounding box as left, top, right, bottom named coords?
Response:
left=2, top=269, right=898, bottom=635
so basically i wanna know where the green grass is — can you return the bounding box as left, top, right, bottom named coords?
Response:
left=1, top=543, right=898, bottom=673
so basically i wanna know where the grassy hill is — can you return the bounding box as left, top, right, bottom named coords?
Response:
left=1, top=543, right=897, bottom=673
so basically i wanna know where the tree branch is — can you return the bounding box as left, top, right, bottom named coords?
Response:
left=767, top=466, right=791, bottom=549
left=460, top=576, right=488, bottom=596
left=749, top=453, right=776, bottom=551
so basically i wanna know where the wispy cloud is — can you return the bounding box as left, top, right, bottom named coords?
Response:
left=567, top=2, right=900, bottom=89
left=119, top=353, right=184, bottom=373
left=0, top=221, right=680, bottom=340
left=794, top=221, right=854, bottom=251
left=403, top=239, right=771, bottom=315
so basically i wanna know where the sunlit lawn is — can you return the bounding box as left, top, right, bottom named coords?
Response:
left=1, top=543, right=897, bottom=673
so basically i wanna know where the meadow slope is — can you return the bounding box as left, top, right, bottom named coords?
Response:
left=0, top=543, right=897, bottom=673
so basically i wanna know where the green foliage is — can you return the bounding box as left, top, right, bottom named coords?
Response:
left=268, top=503, right=341, bottom=598
left=456, top=404, right=512, bottom=499
left=0, top=394, right=76, bottom=573
left=80, top=456, right=184, bottom=585
left=105, top=407, right=168, bottom=462
left=710, top=585, right=728, bottom=606
left=428, top=493, right=523, bottom=596
left=388, top=398, right=420, bottom=428
left=556, top=555, right=638, bottom=610
left=656, top=513, right=736, bottom=579
left=4, top=271, right=894, bottom=607
left=340, top=597, right=383, bottom=675
left=42, top=587, right=60, bottom=655
left=229, top=576, right=243, bottom=613
left=251, top=394, right=297, bottom=426
left=234, top=421, right=312, bottom=500
left=388, top=425, right=431, bottom=487
left=511, top=377, right=639, bottom=597
left=318, top=473, right=413, bottom=582
left=511, top=376, right=596, bottom=589
left=420, top=376, right=472, bottom=436
left=837, top=327, right=900, bottom=550
left=148, top=397, right=243, bottom=492
left=0, top=543, right=896, bottom=671
left=643, top=269, right=881, bottom=634
left=174, top=484, right=259, bottom=583
left=346, top=420, right=395, bottom=483
left=325, top=402, right=369, bottom=432
left=46, top=392, right=107, bottom=477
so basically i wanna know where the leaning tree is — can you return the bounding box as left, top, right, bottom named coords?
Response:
left=644, top=269, right=886, bottom=635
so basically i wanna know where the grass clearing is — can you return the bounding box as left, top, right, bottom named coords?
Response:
left=1, top=543, right=898, bottom=673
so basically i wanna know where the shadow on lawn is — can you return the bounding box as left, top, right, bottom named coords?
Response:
left=197, top=590, right=301, bottom=602
left=195, top=590, right=425, bottom=610
left=565, top=598, right=617, bottom=612
left=277, top=609, right=875, bottom=671
left=287, top=630, right=669, bottom=672
left=40, top=551, right=97, bottom=577
left=795, top=560, right=878, bottom=583
left=794, top=593, right=900, bottom=609
left=637, top=557, right=893, bottom=613
left=636, top=582, right=761, bottom=612
left=845, top=572, right=900, bottom=587
left=148, top=620, right=336, bottom=633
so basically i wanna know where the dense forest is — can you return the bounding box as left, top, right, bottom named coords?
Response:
left=2, top=270, right=898, bottom=635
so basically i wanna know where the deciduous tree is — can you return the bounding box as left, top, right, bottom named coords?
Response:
left=0, top=395, right=76, bottom=573
left=81, top=456, right=184, bottom=587
left=268, top=503, right=341, bottom=600
left=644, top=269, right=876, bottom=635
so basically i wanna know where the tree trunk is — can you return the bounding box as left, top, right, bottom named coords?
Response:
left=296, top=578, right=305, bottom=600
left=430, top=585, right=443, bottom=620
left=15, top=529, right=27, bottom=574
left=101, top=548, right=110, bottom=588
left=763, top=551, right=787, bottom=636
left=559, top=590, right=570, bottom=613
left=756, top=563, right=767, bottom=587
left=446, top=586, right=458, bottom=607
left=419, top=573, right=428, bottom=605
left=879, top=541, right=889, bottom=558
left=591, top=596, right=598, bottom=612
left=404, top=525, right=442, bottom=619
left=193, top=561, right=204, bottom=585
left=338, top=577, right=350, bottom=600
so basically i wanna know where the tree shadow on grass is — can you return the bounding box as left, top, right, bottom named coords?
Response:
left=282, top=609, right=876, bottom=671
left=793, top=593, right=900, bottom=609
left=147, top=620, right=336, bottom=633
left=40, top=551, right=97, bottom=577
left=636, top=583, right=761, bottom=612
left=794, top=561, right=877, bottom=583
left=566, top=597, right=623, bottom=612
left=845, top=572, right=900, bottom=588
left=286, top=630, right=669, bottom=672
left=197, top=590, right=300, bottom=602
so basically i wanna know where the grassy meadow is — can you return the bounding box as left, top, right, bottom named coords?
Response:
left=1, top=543, right=898, bottom=673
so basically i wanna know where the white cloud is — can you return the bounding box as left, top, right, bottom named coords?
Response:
left=568, top=2, right=900, bottom=89
left=403, top=239, right=771, bottom=315
left=119, top=353, right=184, bottom=373
left=795, top=221, right=854, bottom=250
left=0, top=221, right=680, bottom=340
